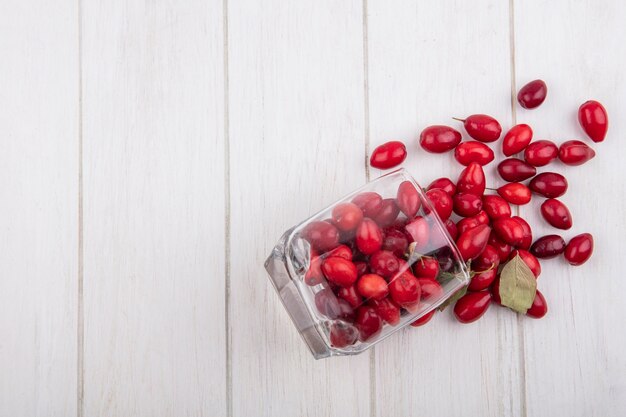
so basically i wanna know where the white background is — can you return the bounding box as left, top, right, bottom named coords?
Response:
left=1, top=1, right=625, bottom=416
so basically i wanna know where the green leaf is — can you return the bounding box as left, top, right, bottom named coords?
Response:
left=499, top=253, right=537, bottom=314
left=438, top=285, right=468, bottom=312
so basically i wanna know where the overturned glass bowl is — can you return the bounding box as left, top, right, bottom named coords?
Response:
left=265, top=169, right=470, bottom=359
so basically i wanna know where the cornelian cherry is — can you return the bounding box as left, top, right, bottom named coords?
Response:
left=417, top=277, right=444, bottom=301
left=389, top=272, right=421, bottom=307
left=512, top=216, right=533, bottom=250
left=372, top=198, right=400, bottom=227
left=370, top=141, right=407, bottom=169
left=419, top=125, right=462, bottom=153
left=410, top=310, right=435, bottom=327
left=454, top=141, right=495, bottom=166
left=404, top=217, right=430, bottom=251
left=369, top=250, right=400, bottom=278
left=302, top=221, right=339, bottom=251
left=453, top=291, right=492, bottom=323
left=482, top=195, right=511, bottom=220
left=540, top=199, right=572, bottom=230
left=526, top=290, right=548, bottom=319
left=530, top=235, right=566, bottom=259
left=453, top=192, right=483, bottom=217
left=337, top=285, right=362, bottom=308
left=455, top=114, right=502, bottom=142
left=509, top=249, right=541, bottom=278
left=493, top=218, right=524, bottom=246
left=497, top=158, right=536, bottom=182
left=425, top=188, right=453, bottom=220
left=369, top=297, right=400, bottom=325
left=489, top=232, right=512, bottom=263
left=354, top=306, right=383, bottom=341
left=578, top=100, right=608, bottom=142
left=352, top=192, right=383, bottom=218
left=558, top=140, right=596, bottom=166
left=456, top=224, right=491, bottom=261
left=502, top=124, right=533, bottom=156
left=468, top=269, right=497, bottom=292
left=524, top=140, right=558, bottom=166
left=427, top=177, right=456, bottom=196
left=382, top=227, right=409, bottom=258
left=457, top=162, right=486, bottom=196
left=331, top=203, right=363, bottom=232
left=517, top=79, right=547, bottom=109
left=497, top=183, right=532, bottom=205
left=356, top=218, right=383, bottom=255
left=564, top=233, right=594, bottom=266
left=396, top=181, right=421, bottom=218
left=357, top=274, right=389, bottom=300
left=529, top=172, right=568, bottom=198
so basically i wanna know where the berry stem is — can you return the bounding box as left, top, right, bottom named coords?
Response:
left=452, top=117, right=466, bottom=122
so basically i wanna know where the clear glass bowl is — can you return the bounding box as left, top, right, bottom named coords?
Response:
left=265, top=169, right=470, bottom=359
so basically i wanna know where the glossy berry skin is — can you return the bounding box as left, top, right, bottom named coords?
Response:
left=337, top=285, right=362, bottom=309
left=509, top=249, right=541, bottom=278
left=524, top=140, right=558, bottom=167
left=458, top=114, right=502, bottom=142
left=389, top=272, right=421, bottom=307
left=354, top=306, right=383, bottom=341
left=564, top=233, right=594, bottom=266
left=372, top=199, right=400, bottom=228
left=493, top=218, right=525, bottom=246
left=497, top=158, right=537, bottom=182
left=370, top=141, right=407, bottom=169
left=578, top=100, right=608, bottom=142
left=482, top=195, right=511, bottom=220
left=369, top=297, right=401, bottom=325
left=491, top=276, right=502, bottom=305
left=305, top=256, right=324, bottom=286
left=502, top=124, right=533, bottom=156
left=468, top=269, right=497, bottom=292
left=369, top=251, right=399, bottom=278
left=517, top=79, right=547, bottom=109
left=329, top=322, right=358, bottom=348
left=529, top=172, right=568, bottom=198
left=417, top=277, right=444, bottom=301
left=356, top=218, right=384, bottom=255
left=315, top=288, right=355, bottom=321
left=413, top=257, right=440, bottom=279
left=328, top=245, right=353, bottom=260
left=453, top=291, right=492, bottom=324
left=512, top=216, right=533, bottom=250
left=558, top=140, right=596, bottom=166
left=404, top=217, right=430, bottom=251
left=526, top=290, right=548, bottom=319
left=410, top=310, right=435, bottom=327
left=456, top=211, right=489, bottom=235
left=302, top=221, right=339, bottom=252
left=425, top=188, right=454, bottom=221
left=497, top=183, right=532, bottom=205
left=475, top=245, right=500, bottom=270
left=530, top=235, right=566, bottom=259
left=321, top=257, right=358, bottom=287
left=444, top=219, right=458, bottom=240
left=453, top=193, right=483, bottom=217
left=357, top=274, right=389, bottom=300
left=457, top=162, right=486, bottom=196
left=332, top=203, right=364, bottom=232
left=420, top=125, right=462, bottom=153
left=456, top=224, right=491, bottom=261
left=454, top=141, right=495, bottom=166
left=382, top=227, right=409, bottom=258
left=396, top=181, right=421, bottom=218
left=427, top=177, right=456, bottom=196
left=352, top=192, right=383, bottom=218
left=540, top=199, right=572, bottom=230
left=489, top=232, right=513, bottom=263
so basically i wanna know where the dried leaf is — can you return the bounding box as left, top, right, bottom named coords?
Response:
left=499, top=253, right=537, bottom=313
left=438, top=285, right=468, bottom=312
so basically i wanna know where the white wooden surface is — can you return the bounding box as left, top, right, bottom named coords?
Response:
left=1, top=1, right=625, bottom=416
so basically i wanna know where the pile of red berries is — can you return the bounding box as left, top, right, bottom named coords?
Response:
left=367, top=79, right=606, bottom=324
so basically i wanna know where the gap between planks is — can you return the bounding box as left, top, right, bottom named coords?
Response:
left=77, top=0, right=85, bottom=415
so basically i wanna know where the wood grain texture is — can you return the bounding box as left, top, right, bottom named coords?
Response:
left=0, top=1, right=78, bottom=416
left=366, top=1, right=523, bottom=416
left=81, top=1, right=226, bottom=416
left=227, top=1, right=370, bottom=416
left=514, top=1, right=626, bottom=416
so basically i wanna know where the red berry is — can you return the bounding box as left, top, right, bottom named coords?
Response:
left=370, top=140, right=407, bottom=169
left=369, top=250, right=400, bottom=278
left=389, top=271, right=421, bottom=307
left=502, top=124, right=533, bottom=156
left=509, top=249, right=541, bottom=278
left=456, top=114, right=502, bottom=142
left=524, top=140, right=558, bottom=167
left=444, top=219, right=458, bottom=240
left=321, top=257, right=358, bottom=287
left=315, top=288, right=355, bottom=321
left=454, top=141, right=495, bottom=166
left=558, top=140, right=596, bottom=166
left=357, top=274, right=389, bottom=300
left=328, top=245, right=353, bottom=260
left=417, top=277, right=444, bottom=301
left=457, top=162, right=486, bottom=196
left=425, top=188, right=453, bottom=220
left=453, top=291, right=492, bottom=323
left=497, top=183, right=532, bottom=205
left=497, top=158, right=537, bottom=182
left=305, top=256, right=324, bottom=286
left=354, top=306, right=383, bottom=341
left=332, top=203, right=363, bottom=232
left=410, top=310, right=435, bottom=327
left=382, top=227, right=409, bottom=258
left=372, top=198, right=400, bottom=228
left=578, top=100, right=608, bottom=143
left=351, top=192, right=383, bottom=218
left=489, top=232, right=513, bottom=263
left=540, top=199, right=572, bottom=230
left=474, top=245, right=500, bottom=270
left=337, top=285, right=362, bottom=309
left=511, top=216, right=533, bottom=250
left=468, top=269, right=497, bottom=292
left=482, top=195, right=511, bottom=220
left=529, top=172, right=568, bottom=198
left=356, top=218, right=383, bottom=255
left=564, top=233, right=594, bottom=266
left=491, top=276, right=502, bottom=305
left=413, top=257, right=440, bottom=279
left=419, top=125, right=462, bottom=153
left=526, top=290, right=548, bottom=319
left=456, top=224, right=491, bottom=261
left=517, top=79, right=547, bottom=109
left=530, top=235, right=566, bottom=259
left=456, top=211, right=489, bottom=235
left=404, top=216, right=430, bottom=251
left=369, top=297, right=401, bottom=325
left=354, top=261, right=369, bottom=276
left=396, top=181, right=421, bottom=218
left=302, top=221, right=339, bottom=252
left=453, top=192, right=483, bottom=217
left=329, top=322, right=358, bottom=347
left=493, top=218, right=525, bottom=246
left=427, top=177, right=456, bottom=196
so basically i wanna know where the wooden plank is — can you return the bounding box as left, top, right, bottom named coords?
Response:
left=514, top=1, right=626, bottom=415
left=227, top=1, right=370, bottom=416
left=367, top=1, right=523, bottom=416
left=81, top=1, right=226, bottom=415
left=0, top=1, right=78, bottom=416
